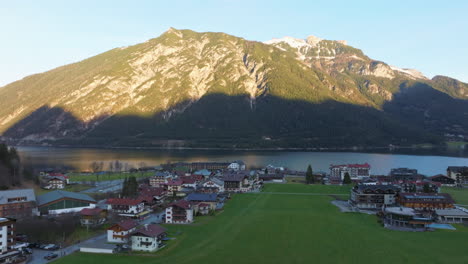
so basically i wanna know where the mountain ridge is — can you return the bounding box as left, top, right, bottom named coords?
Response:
left=1, top=28, right=467, bottom=148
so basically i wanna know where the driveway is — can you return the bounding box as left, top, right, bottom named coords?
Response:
left=29, top=234, right=106, bottom=264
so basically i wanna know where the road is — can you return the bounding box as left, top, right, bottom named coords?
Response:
left=29, top=212, right=165, bottom=264
left=79, top=179, right=124, bottom=193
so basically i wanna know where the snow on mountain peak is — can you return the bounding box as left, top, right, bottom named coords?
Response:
left=389, top=66, right=428, bottom=80
left=264, top=36, right=308, bottom=49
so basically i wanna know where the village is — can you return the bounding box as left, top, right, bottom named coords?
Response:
left=1, top=160, right=468, bottom=263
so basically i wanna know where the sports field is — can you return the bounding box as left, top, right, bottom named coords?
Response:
left=54, top=184, right=468, bottom=264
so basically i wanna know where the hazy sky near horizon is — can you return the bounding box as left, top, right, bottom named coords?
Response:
left=1, top=0, right=467, bottom=86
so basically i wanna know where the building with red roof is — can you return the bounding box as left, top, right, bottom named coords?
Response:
left=330, top=163, right=371, bottom=182
left=106, top=198, right=145, bottom=217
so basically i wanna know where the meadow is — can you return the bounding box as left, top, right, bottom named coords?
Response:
left=67, top=171, right=154, bottom=182
left=54, top=184, right=468, bottom=264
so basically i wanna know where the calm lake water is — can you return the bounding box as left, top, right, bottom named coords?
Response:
left=16, top=146, right=468, bottom=176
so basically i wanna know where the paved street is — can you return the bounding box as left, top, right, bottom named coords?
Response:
left=29, top=234, right=106, bottom=264
left=79, top=179, right=124, bottom=194
left=28, top=211, right=165, bottom=264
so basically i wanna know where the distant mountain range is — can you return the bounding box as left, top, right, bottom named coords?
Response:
left=1, top=28, right=467, bottom=148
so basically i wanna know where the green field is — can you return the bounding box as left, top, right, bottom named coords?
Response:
left=67, top=171, right=154, bottom=182
left=55, top=184, right=468, bottom=264
left=442, top=187, right=468, bottom=205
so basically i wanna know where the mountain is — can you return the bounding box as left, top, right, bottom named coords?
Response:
left=1, top=28, right=467, bottom=148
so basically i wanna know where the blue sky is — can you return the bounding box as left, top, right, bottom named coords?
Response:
left=1, top=0, right=467, bottom=86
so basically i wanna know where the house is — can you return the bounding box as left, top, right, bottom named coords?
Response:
left=329, top=163, right=371, bottom=182
left=429, top=174, right=456, bottom=186
left=165, top=179, right=183, bottom=196
left=37, top=190, right=96, bottom=215
left=349, top=184, right=400, bottom=209
left=107, top=219, right=138, bottom=243
left=130, top=224, right=167, bottom=252
left=106, top=198, right=145, bottom=217
left=186, top=193, right=218, bottom=210
left=149, top=171, right=171, bottom=187
left=180, top=177, right=198, bottom=189
left=223, top=172, right=250, bottom=192
left=200, top=178, right=224, bottom=193
left=435, top=208, right=468, bottom=224
left=80, top=208, right=107, bottom=227
left=447, top=166, right=468, bottom=184
left=228, top=161, right=246, bottom=171
left=398, top=193, right=455, bottom=210
left=0, top=218, right=15, bottom=255
left=42, top=176, right=67, bottom=189
left=194, top=203, right=210, bottom=215
left=0, top=189, right=37, bottom=219
left=382, top=206, right=432, bottom=231
left=165, top=200, right=193, bottom=224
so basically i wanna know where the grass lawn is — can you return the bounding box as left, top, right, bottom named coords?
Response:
left=54, top=184, right=468, bottom=264
left=68, top=171, right=154, bottom=182
left=284, top=176, right=305, bottom=184
left=442, top=187, right=468, bottom=205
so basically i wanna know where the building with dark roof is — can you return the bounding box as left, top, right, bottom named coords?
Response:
left=37, top=190, right=96, bottom=215
left=80, top=208, right=107, bottom=227
left=429, top=175, right=456, bottom=186
left=131, top=224, right=167, bottom=252
left=447, top=166, right=468, bottom=184
left=398, top=193, right=455, bottom=210
left=106, top=198, right=145, bottom=217
left=223, top=172, right=250, bottom=192
left=0, top=189, right=37, bottom=219
left=107, top=220, right=138, bottom=243
left=350, top=184, right=400, bottom=209
left=165, top=200, right=193, bottom=224
left=389, top=168, right=421, bottom=181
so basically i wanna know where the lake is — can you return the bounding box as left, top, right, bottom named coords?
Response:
left=16, top=146, right=468, bottom=176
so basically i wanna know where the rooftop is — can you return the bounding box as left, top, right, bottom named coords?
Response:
left=186, top=193, right=218, bottom=202
left=0, top=189, right=36, bottom=204
left=133, top=224, right=166, bottom=237
left=109, top=219, right=138, bottom=231
left=385, top=207, right=416, bottom=216
left=37, top=190, right=95, bottom=206
left=435, top=209, right=468, bottom=217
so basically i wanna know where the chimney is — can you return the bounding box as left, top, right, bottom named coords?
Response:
left=144, top=224, right=148, bottom=230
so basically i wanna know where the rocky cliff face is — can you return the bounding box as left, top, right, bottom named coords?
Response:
left=0, top=28, right=467, bottom=147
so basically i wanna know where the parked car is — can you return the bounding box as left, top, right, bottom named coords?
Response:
left=44, top=244, right=59, bottom=250
left=22, top=248, right=33, bottom=254
left=27, top=242, right=39, bottom=248
left=44, top=253, right=58, bottom=260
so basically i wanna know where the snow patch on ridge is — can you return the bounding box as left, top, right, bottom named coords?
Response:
left=390, top=66, right=428, bottom=80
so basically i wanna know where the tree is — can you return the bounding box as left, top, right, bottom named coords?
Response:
left=306, top=165, right=314, bottom=184
left=342, top=172, right=352, bottom=184
left=121, top=176, right=138, bottom=197
left=423, top=183, right=431, bottom=193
